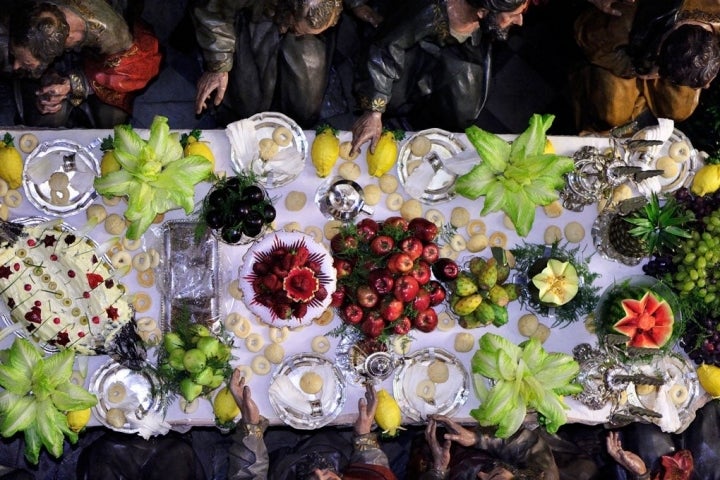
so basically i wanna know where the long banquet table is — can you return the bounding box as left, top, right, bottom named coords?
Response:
left=1, top=126, right=701, bottom=433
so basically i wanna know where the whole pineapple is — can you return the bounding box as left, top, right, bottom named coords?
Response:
left=609, top=193, right=693, bottom=258
left=608, top=213, right=647, bottom=258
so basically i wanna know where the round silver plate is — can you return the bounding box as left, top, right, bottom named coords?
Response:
left=397, top=128, right=467, bottom=204
left=23, top=139, right=100, bottom=216
left=268, top=353, right=346, bottom=430
left=230, top=112, right=307, bottom=188
left=393, top=347, right=470, bottom=422
left=89, top=360, right=165, bottom=434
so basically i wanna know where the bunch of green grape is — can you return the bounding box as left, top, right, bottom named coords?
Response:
left=671, top=209, right=720, bottom=309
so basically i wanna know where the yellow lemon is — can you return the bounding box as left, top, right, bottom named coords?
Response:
left=0, top=133, right=24, bottom=189
left=100, top=150, right=121, bottom=176
left=184, top=136, right=216, bottom=170
left=691, top=164, right=720, bottom=197
left=544, top=139, right=555, bottom=154
left=698, top=363, right=720, bottom=397
left=66, top=408, right=92, bottom=432
left=213, top=386, right=240, bottom=424
left=374, top=389, right=404, bottom=437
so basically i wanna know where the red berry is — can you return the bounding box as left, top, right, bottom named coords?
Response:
left=78, top=331, right=85, bottom=338
left=91, top=316, right=100, bottom=324
left=13, top=263, right=19, bottom=271
left=27, top=239, right=36, bottom=247
left=24, top=284, right=31, bottom=291
left=50, top=254, right=58, bottom=261
left=83, top=291, right=90, bottom=299
left=53, top=317, right=61, bottom=324
left=34, top=300, right=41, bottom=307
left=68, top=270, right=76, bottom=278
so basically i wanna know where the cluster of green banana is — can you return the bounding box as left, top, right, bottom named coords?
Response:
left=450, top=255, right=519, bottom=329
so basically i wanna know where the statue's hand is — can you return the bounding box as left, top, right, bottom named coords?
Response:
left=35, top=76, right=71, bottom=114
left=195, top=71, right=228, bottom=114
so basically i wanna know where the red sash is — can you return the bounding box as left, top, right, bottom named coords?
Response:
left=342, top=463, right=398, bottom=480
left=84, top=21, right=162, bottom=113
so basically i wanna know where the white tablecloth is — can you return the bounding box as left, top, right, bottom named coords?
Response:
left=3, top=127, right=686, bottom=431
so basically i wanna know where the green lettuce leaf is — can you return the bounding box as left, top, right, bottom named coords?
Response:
left=35, top=399, right=65, bottom=458
left=455, top=163, right=497, bottom=199
left=50, top=382, right=97, bottom=412
left=465, top=125, right=510, bottom=173
left=510, top=113, right=553, bottom=161
left=495, top=397, right=526, bottom=438
left=480, top=181, right=506, bottom=215
left=22, top=422, right=42, bottom=465
left=7, top=338, right=41, bottom=376
left=94, top=169, right=137, bottom=198
left=40, top=348, right=74, bottom=389
left=0, top=363, right=31, bottom=395
left=113, top=124, right=145, bottom=165
left=503, top=190, right=537, bottom=237
left=0, top=395, right=36, bottom=437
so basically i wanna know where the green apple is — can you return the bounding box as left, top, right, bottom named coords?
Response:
left=183, top=348, right=207, bottom=374
left=190, top=324, right=211, bottom=343
left=179, top=378, right=203, bottom=403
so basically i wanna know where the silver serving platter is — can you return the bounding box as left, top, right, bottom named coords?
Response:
left=631, top=128, right=698, bottom=194
left=160, top=220, right=220, bottom=332
left=89, top=359, right=165, bottom=434
left=393, top=347, right=470, bottom=422
left=230, top=111, right=307, bottom=188
left=268, top=353, right=346, bottom=430
left=23, top=139, right=100, bottom=216
left=397, top=128, right=467, bottom=204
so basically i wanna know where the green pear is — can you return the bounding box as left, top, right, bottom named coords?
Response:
left=196, top=336, right=221, bottom=359
left=193, top=366, right=215, bottom=386
left=168, top=348, right=186, bottom=370
left=163, top=332, right=184, bottom=352
left=179, top=378, right=203, bottom=403
left=183, top=348, right=207, bottom=374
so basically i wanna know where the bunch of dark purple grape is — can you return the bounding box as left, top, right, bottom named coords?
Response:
left=681, top=315, right=720, bottom=366
left=200, top=175, right=276, bottom=244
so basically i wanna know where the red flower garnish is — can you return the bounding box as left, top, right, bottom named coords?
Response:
left=0, top=266, right=12, bottom=279
left=42, top=235, right=57, bottom=247
left=106, top=305, right=119, bottom=320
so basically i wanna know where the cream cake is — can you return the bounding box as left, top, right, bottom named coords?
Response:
left=0, top=221, right=132, bottom=354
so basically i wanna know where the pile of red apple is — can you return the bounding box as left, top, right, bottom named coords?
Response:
left=330, top=217, right=458, bottom=338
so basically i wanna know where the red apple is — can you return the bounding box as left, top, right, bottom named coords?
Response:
left=330, top=285, right=346, bottom=307
left=392, top=316, right=412, bottom=335
left=362, top=313, right=386, bottom=338
left=330, top=232, right=359, bottom=254
left=383, top=216, right=409, bottom=231
left=408, top=218, right=439, bottom=242
left=356, top=285, right=379, bottom=308
left=370, top=235, right=395, bottom=256
left=412, top=288, right=431, bottom=312
left=431, top=258, right=460, bottom=282
left=394, top=275, right=420, bottom=302
left=388, top=252, right=414, bottom=274
left=421, top=242, right=440, bottom=264
left=426, top=280, right=447, bottom=306
left=333, top=258, right=353, bottom=278
left=342, top=303, right=364, bottom=325
left=400, top=237, right=423, bottom=260
left=356, top=218, right=380, bottom=242
left=411, top=260, right=432, bottom=285
left=369, top=269, right=395, bottom=295
left=380, top=297, right=404, bottom=322
left=414, top=308, right=439, bottom=332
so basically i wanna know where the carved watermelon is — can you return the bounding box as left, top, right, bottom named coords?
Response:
left=613, top=291, right=674, bottom=349
left=283, top=266, right=319, bottom=303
